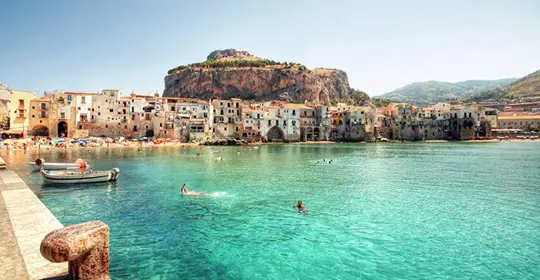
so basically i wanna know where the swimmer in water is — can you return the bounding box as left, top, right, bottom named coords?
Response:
left=181, top=183, right=201, bottom=196
left=296, top=200, right=308, bottom=214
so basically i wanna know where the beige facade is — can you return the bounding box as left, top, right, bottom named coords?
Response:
left=498, top=114, right=540, bottom=130
left=28, top=98, right=52, bottom=136
left=5, top=89, right=37, bottom=137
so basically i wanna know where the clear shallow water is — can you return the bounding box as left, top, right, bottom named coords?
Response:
left=2, top=143, right=540, bottom=279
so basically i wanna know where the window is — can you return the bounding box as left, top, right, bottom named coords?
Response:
left=67, top=95, right=72, bottom=101
left=292, top=121, right=296, bottom=126
left=41, top=103, right=46, bottom=110
left=268, top=120, right=271, bottom=125
left=19, top=99, right=24, bottom=108
left=78, top=107, right=81, bottom=110
left=60, top=112, right=65, bottom=119
left=32, top=115, right=35, bottom=118
left=224, top=127, right=227, bottom=131
left=81, top=96, right=86, bottom=104
left=283, top=120, right=287, bottom=126
left=105, top=125, right=108, bottom=128
left=79, top=125, right=82, bottom=129
left=312, top=111, right=315, bottom=116
left=98, top=112, right=101, bottom=116
left=235, top=127, right=239, bottom=131
left=125, top=125, right=127, bottom=129
left=109, top=109, right=114, bottom=113
left=32, top=106, right=35, bottom=109
left=292, top=110, right=296, bottom=116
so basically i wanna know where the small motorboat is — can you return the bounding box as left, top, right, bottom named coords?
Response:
left=40, top=168, right=120, bottom=184
left=30, top=158, right=89, bottom=172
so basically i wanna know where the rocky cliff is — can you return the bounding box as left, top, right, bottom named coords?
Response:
left=163, top=49, right=369, bottom=105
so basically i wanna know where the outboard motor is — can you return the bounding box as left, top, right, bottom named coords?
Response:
left=110, top=168, right=121, bottom=181
left=35, top=158, right=45, bottom=166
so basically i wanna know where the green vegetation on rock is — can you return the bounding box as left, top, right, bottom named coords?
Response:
left=468, top=69, right=540, bottom=102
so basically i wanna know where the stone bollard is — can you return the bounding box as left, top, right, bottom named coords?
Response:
left=40, top=221, right=111, bottom=280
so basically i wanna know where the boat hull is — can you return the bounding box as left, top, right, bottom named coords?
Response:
left=41, top=168, right=120, bottom=184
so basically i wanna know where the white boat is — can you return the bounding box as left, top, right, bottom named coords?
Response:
left=30, top=158, right=90, bottom=171
left=40, top=168, right=120, bottom=184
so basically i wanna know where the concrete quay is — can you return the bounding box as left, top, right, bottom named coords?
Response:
left=0, top=160, right=68, bottom=279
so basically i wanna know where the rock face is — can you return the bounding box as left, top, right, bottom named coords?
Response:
left=164, top=49, right=369, bottom=105
left=41, top=221, right=111, bottom=280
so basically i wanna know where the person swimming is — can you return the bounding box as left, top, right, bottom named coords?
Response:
left=296, top=200, right=308, bottom=214
left=181, top=183, right=201, bottom=196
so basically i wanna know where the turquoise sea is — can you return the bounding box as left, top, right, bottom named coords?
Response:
left=2, top=142, right=540, bottom=279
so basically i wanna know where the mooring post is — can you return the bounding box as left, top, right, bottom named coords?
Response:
left=41, top=221, right=111, bottom=280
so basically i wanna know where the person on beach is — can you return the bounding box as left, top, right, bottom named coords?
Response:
left=181, top=183, right=201, bottom=196
left=296, top=200, right=308, bottom=214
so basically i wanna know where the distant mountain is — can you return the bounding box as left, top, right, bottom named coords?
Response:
left=468, top=69, right=540, bottom=102
left=376, top=79, right=517, bottom=106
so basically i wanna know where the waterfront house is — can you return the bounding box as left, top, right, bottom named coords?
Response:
left=4, top=89, right=37, bottom=138
left=211, top=98, right=243, bottom=139
left=28, top=97, right=51, bottom=136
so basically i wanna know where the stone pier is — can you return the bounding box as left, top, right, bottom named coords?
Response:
left=0, top=163, right=68, bottom=279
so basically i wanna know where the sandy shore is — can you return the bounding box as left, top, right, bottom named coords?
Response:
left=2, top=138, right=539, bottom=152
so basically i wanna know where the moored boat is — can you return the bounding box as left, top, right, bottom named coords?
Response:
left=30, top=158, right=90, bottom=171
left=40, top=168, right=120, bottom=184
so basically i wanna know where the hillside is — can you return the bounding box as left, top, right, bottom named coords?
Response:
left=468, top=69, right=540, bottom=101
left=376, top=78, right=516, bottom=105
left=163, top=49, right=369, bottom=105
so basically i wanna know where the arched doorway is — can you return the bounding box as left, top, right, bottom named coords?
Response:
left=32, top=125, right=49, bottom=136
left=266, top=126, right=285, bottom=142
left=57, top=121, right=68, bottom=137
left=314, top=127, right=320, bottom=141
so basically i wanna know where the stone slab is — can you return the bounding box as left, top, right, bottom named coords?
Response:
left=0, top=194, right=29, bottom=280
left=0, top=168, right=68, bottom=280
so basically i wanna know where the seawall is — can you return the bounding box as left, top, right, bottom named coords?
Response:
left=0, top=157, right=68, bottom=279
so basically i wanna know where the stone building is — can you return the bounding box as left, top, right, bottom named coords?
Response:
left=211, top=98, right=243, bottom=139
left=28, top=97, right=51, bottom=136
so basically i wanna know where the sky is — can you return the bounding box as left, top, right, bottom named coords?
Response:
left=1, top=0, right=539, bottom=96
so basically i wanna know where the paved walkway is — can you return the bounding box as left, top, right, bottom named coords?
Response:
left=0, top=192, right=28, bottom=280
left=0, top=167, right=68, bottom=280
